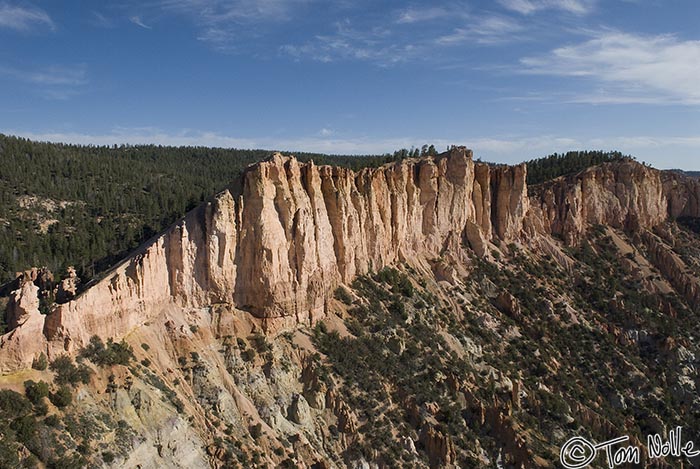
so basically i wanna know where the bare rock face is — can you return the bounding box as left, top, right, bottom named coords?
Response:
left=5, top=149, right=698, bottom=375
left=1, top=277, right=46, bottom=370
left=326, top=388, right=358, bottom=434
left=642, top=231, right=700, bottom=309
left=236, top=155, right=338, bottom=320
left=56, top=266, right=80, bottom=303
left=1, top=147, right=537, bottom=372
left=419, top=424, right=456, bottom=467
left=473, top=163, right=493, bottom=240
left=287, top=393, right=312, bottom=426
left=535, top=160, right=670, bottom=245
left=495, top=292, right=521, bottom=319
left=6, top=278, right=41, bottom=330
left=662, top=171, right=700, bottom=218
left=490, top=164, right=529, bottom=241
left=465, top=221, right=489, bottom=258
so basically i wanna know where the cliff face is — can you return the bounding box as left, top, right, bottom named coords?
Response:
left=3, top=150, right=700, bottom=373
left=235, top=151, right=528, bottom=320
left=4, top=147, right=700, bottom=468
left=531, top=160, right=700, bottom=245
left=1, top=147, right=530, bottom=371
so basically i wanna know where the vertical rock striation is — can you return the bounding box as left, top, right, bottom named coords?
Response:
left=2, top=147, right=532, bottom=371
left=532, top=160, right=699, bottom=245
left=3, top=149, right=700, bottom=373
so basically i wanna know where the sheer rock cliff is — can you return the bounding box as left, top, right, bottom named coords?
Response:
left=2, top=148, right=699, bottom=373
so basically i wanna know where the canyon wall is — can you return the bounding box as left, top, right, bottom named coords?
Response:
left=530, top=162, right=700, bottom=244
left=1, top=148, right=529, bottom=371
left=2, top=149, right=700, bottom=373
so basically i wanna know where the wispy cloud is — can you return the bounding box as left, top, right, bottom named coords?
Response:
left=282, top=10, right=526, bottom=66
left=5, top=128, right=256, bottom=149
left=196, top=27, right=237, bottom=51
left=91, top=11, right=115, bottom=28
left=0, top=65, right=87, bottom=86
left=281, top=19, right=420, bottom=65
left=0, top=64, right=88, bottom=99
left=520, top=30, right=700, bottom=105
left=499, top=0, right=594, bottom=15
left=0, top=2, right=54, bottom=31
left=161, top=0, right=306, bottom=22
left=159, top=0, right=308, bottom=48
left=436, top=15, right=524, bottom=45
left=130, top=15, right=152, bottom=29
left=395, top=5, right=463, bottom=24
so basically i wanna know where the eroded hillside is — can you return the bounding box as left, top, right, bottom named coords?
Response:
left=1, top=148, right=699, bottom=468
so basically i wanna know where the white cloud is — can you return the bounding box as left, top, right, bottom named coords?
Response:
left=469, top=134, right=700, bottom=169
left=499, top=0, right=594, bottom=15
left=25, top=66, right=88, bottom=86
left=161, top=0, right=305, bottom=22
left=160, top=0, right=307, bottom=47
left=0, top=63, right=87, bottom=84
left=520, top=31, right=700, bottom=105
left=282, top=11, right=524, bottom=65
left=281, top=20, right=420, bottom=65
left=6, top=128, right=700, bottom=169
left=0, top=64, right=87, bottom=99
left=396, top=6, right=454, bottom=24
left=436, top=15, right=524, bottom=45
left=91, top=11, right=115, bottom=28
left=0, top=2, right=54, bottom=31
left=130, top=15, right=152, bottom=29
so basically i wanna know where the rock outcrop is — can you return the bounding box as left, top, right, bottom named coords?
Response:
left=419, top=424, right=456, bottom=467
left=55, top=266, right=80, bottom=303
left=532, top=159, right=700, bottom=245
left=642, top=231, right=700, bottom=309
left=3, top=150, right=700, bottom=373
left=1, top=147, right=533, bottom=372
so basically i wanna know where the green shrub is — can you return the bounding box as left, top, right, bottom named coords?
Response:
left=32, top=352, right=48, bottom=371
left=49, top=385, right=73, bottom=408
left=102, top=451, right=115, bottom=463
left=24, top=380, right=50, bottom=405
left=0, top=390, right=32, bottom=419
left=81, top=335, right=134, bottom=367
left=0, top=435, right=20, bottom=468
left=10, top=414, right=37, bottom=445
left=375, top=267, right=414, bottom=297
left=334, top=286, right=353, bottom=305
left=249, top=423, right=262, bottom=439
left=241, top=349, right=255, bottom=362
left=49, top=355, right=92, bottom=386
left=173, top=398, right=184, bottom=413
left=34, top=401, right=49, bottom=416
left=44, top=414, right=60, bottom=427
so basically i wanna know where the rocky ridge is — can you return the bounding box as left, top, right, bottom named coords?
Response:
left=2, top=147, right=700, bottom=468
left=3, top=148, right=700, bottom=373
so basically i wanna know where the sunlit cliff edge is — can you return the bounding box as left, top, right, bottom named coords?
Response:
left=2, top=146, right=699, bottom=373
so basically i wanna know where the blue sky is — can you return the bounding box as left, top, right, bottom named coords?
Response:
left=1, top=0, right=699, bottom=169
